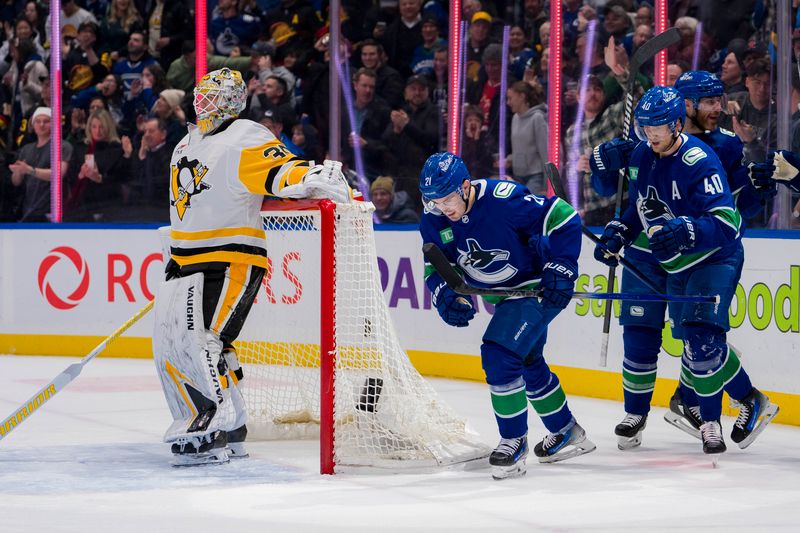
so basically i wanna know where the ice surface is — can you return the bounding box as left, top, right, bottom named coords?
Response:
left=1, top=356, right=799, bottom=532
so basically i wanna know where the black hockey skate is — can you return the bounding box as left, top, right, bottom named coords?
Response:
left=663, top=387, right=702, bottom=440
left=615, top=413, right=647, bottom=450
left=700, top=420, right=726, bottom=466
left=730, top=388, right=779, bottom=449
left=171, top=430, right=229, bottom=466
left=226, top=424, right=249, bottom=458
left=533, top=421, right=596, bottom=463
left=489, top=436, right=529, bottom=480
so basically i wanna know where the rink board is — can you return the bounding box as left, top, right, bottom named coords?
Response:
left=0, top=225, right=798, bottom=425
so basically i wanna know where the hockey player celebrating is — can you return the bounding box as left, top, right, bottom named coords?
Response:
left=152, top=68, right=352, bottom=466
left=592, top=86, right=776, bottom=458
left=419, top=152, right=595, bottom=480
left=591, top=74, right=778, bottom=451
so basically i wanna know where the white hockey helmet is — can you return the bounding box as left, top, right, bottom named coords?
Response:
left=193, top=68, right=247, bottom=133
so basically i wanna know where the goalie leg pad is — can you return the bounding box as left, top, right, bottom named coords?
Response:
left=152, top=273, right=236, bottom=444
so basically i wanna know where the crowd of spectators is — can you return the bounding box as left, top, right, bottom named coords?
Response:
left=0, top=0, right=795, bottom=227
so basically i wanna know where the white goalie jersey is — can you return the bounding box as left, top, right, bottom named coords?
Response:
left=168, top=119, right=314, bottom=269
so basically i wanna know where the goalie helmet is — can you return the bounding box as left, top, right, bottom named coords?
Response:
left=674, top=70, right=724, bottom=109
left=634, top=86, right=686, bottom=142
left=419, top=152, right=471, bottom=206
left=193, top=68, right=247, bottom=134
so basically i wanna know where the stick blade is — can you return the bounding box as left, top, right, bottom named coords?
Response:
left=422, top=243, right=468, bottom=292
left=630, top=27, right=680, bottom=74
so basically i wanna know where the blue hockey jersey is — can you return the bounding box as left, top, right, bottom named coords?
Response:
left=620, top=134, right=743, bottom=273
left=420, top=179, right=581, bottom=302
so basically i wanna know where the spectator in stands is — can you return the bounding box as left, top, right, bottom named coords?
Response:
left=669, top=16, right=714, bottom=70
left=84, top=0, right=109, bottom=21
left=410, top=14, right=445, bottom=77
left=0, top=17, right=47, bottom=66
left=506, top=80, right=548, bottom=195
left=467, top=43, right=510, bottom=149
left=466, top=11, right=492, bottom=82
left=144, top=0, right=192, bottom=69
left=102, top=0, right=144, bottom=57
left=255, top=50, right=297, bottom=108
left=258, top=105, right=301, bottom=155
left=24, top=1, right=47, bottom=50
left=370, top=176, right=420, bottom=224
left=64, top=108, right=131, bottom=222
left=122, top=63, right=167, bottom=131
left=359, top=39, right=404, bottom=109
left=382, top=0, right=424, bottom=78
left=166, top=40, right=252, bottom=94
left=722, top=57, right=777, bottom=163
left=634, top=3, right=653, bottom=28
left=602, top=5, right=632, bottom=41
left=112, top=30, right=157, bottom=98
left=290, top=122, right=324, bottom=163
left=17, top=46, right=47, bottom=117
left=341, top=67, right=391, bottom=181
left=63, top=22, right=109, bottom=99
left=9, top=107, right=72, bottom=222
left=460, top=104, right=492, bottom=180
left=209, top=0, right=261, bottom=56
left=508, top=26, right=535, bottom=81
left=382, top=74, right=438, bottom=205
left=120, top=116, right=173, bottom=222
left=2, top=39, right=41, bottom=137
left=523, top=0, right=548, bottom=49
left=72, top=73, right=125, bottom=129
left=151, top=88, right=186, bottom=145
left=720, top=50, right=746, bottom=94
left=45, top=0, right=98, bottom=46
left=666, top=59, right=689, bottom=86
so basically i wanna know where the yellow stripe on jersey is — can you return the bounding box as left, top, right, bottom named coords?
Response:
left=172, top=251, right=268, bottom=269
left=239, top=140, right=312, bottom=196
left=212, top=263, right=250, bottom=334
left=171, top=227, right=266, bottom=241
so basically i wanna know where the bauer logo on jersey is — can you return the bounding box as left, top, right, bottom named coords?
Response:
left=456, top=238, right=518, bottom=284
left=636, top=186, right=676, bottom=232
left=170, top=156, right=211, bottom=220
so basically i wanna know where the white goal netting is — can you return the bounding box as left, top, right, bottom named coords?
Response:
left=236, top=200, right=490, bottom=472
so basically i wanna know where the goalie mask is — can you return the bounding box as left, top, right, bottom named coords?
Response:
left=193, top=68, right=247, bottom=134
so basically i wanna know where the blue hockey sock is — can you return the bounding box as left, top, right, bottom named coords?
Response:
left=489, top=377, right=529, bottom=439
left=524, top=357, right=572, bottom=433
left=621, top=326, right=661, bottom=416
left=684, top=326, right=728, bottom=421
left=722, top=346, right=754, bottom=401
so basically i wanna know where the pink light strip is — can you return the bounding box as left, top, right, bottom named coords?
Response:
left=655, top=0, right=669, bottom=86
left=447, top=0, right=462, bottom=154
left=195, top=1, right=207, bottom=83
left=546, top=0, right=563, bottom=174
left=50, top=0, right=62, bottom=222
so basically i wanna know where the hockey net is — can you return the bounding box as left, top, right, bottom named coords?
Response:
left=236, top=199, right=489, bottom=473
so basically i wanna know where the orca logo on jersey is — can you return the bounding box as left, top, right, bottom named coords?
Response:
left=170, top=156, right=211, bottom=220
left=456, top=238, right=518, bottom=284
left=37, top=246, right=90, bottom=310
left=637, top=186, right=676, bottom=235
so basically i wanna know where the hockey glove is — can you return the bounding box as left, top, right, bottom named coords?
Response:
left=593, top=219, right=629, bottom=267
left=590, top=139, right=637, bottom=175
left=648, top=217, right=696, bottom=261
left=279, top=160, right=353, bottom=203
left=539, top=261, right=577, bottom=309
left=747, top=161, right=779, bottom=200
left=750, top=150, right=800, bottom=193
left=432, top=281, right=476, bottom=327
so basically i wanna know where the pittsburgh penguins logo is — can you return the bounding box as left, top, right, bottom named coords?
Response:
left=637, top=186, right=676, bottom=231
left=170, top=156, right=211, bottom=220
left=456, top=238, right=518, bottom=284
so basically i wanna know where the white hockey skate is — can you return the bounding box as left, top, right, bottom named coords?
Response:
left=171, top=431, right=230, bottom=467
left=489, top=436, right=528, bottom=480
left=533, top=421, right=596, bottom=463
left=614, top=413, right=647, bottom=450
left=700, top=420, right=726, bottom=467
left=730, top=388, right=779, bottom=450
left=663, top=388, right=702, bottom=440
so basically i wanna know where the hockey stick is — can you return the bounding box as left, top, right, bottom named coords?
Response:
left=422, top=243, right=718, bottom=304
left=0, top=300, right=154, bottom=442
left=544, top=162, right=666, bottom=296
left=602, top=27, right=681, bottom=366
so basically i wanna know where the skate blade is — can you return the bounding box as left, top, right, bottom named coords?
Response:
left=491, top=460, right=527, bottom=480
left=663, top=411, right=701, bottom=440
left=711, top=454, right=721, bottom=468
left=617, top=432, right=643, bottom=451
left=737, top=403, right=779, bottom=450
left=538, top=437, right=597, bottom=464
left=172, top=449, right=230, bottom=467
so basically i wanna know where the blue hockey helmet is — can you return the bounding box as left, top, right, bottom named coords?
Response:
left=419, top=152, right=471, bottom=203
left=634, top=86, right=686, bottom=141
left=674, top=70, right=724, bottom=108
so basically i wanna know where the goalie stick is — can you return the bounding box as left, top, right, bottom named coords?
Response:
left=0, top=300, right=154, bottom=442
left=422, top=243, right=718, bottom=304
left=602, top=27, right=681, bottom=366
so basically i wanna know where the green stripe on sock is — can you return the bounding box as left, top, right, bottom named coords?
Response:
left=720, top=346, right=743, bottom=384
left=692, top=349, right=740, bottom=397
left=622, top=369, right=657, bottom=393
left=680, top=366, right=694, bottom=389
left=529, top=385, right=567, bottom=417
left=490, top=388, right=528, bottom=418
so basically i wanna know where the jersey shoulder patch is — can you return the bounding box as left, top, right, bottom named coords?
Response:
left=682, top=146, right=707, bottom=166
left=491, top=180, right=517, bottom=199
left=719, top=128, right=736, bottom=137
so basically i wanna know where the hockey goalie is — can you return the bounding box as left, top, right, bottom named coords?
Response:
left=151, top=68, right=352, bottom=466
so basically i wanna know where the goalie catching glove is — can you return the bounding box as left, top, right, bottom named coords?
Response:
left=278, top=159, right=353, bottom=203
left=431, top=281, right=475, bottom=327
